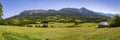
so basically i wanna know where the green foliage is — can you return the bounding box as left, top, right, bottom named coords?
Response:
left=108, top=14, right=120, bottom=27
left=35, top=25, right=41, bottom=28
left=26, top=25, right=33, bottom=27
left=0, top=3, right=3, bottom=20
left=0, top=15, right=107, bottom=26
left=41, top=21, right=49, bottom=28
left=74, top=20, right=84, bottom=25
left=42, top=24, right=48, bottom=28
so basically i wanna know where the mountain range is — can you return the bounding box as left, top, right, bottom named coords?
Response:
left=18, top=7, right=114, bottom=18
left=3, top=7, right=115, bottom=24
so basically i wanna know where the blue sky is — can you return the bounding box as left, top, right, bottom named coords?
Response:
left=0, top=0, right=120, bottom=18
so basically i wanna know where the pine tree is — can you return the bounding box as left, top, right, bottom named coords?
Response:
left=0, top=3, right=3, bottom=20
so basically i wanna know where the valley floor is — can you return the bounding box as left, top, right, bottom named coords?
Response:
left=0, top=25, right=120, bottom=40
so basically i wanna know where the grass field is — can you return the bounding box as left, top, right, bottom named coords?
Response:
left=0, top=23, right=120, bottom=40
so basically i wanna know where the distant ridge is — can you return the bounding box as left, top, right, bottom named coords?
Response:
left=18, top=7, right=113, bottom=17
left=3, top=7, right=113, bottom=24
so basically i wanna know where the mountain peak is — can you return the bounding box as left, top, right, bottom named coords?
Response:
left=60, top=8, right=78, bottom=10
left=79, top=7, right=91, bottom=13
left=80, top=7, right=89, bottom=11
left=81, top=7, right=87, bottom=9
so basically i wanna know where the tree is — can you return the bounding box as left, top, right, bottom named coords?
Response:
left=42, top=21, right=49, bottom=28
left=0, top=3, right=3, bottom=20
left=108, top=14, right=120, bottom=27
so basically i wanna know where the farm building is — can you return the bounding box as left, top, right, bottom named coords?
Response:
left=97, top=22, right=109, bottom=28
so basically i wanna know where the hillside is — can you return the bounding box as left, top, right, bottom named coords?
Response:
left=18, top=7, right=109, bottom=17
left=0, top=7, right=111, bottom=26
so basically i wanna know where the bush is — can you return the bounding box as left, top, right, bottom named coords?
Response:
left=108, top=14, right=120, bottom=27
left=26, top=25, right=33, bottom=27
left=35, top=25, right=41, bottom=28
left=42, top=24, right=48, bottom=28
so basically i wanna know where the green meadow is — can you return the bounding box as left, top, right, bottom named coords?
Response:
left=1, top=0, right=120, bottom=40
left=0, top=23, right=120, bottom=40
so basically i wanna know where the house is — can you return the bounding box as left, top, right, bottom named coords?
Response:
left=97, top=21, right=109, bottom=28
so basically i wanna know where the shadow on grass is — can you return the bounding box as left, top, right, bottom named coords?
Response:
left=2, top=32, right=42, bottom=40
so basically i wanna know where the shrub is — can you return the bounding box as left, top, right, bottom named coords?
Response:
left=35, top=25, right=41, bottom=28
left=42, top=24, right=48, bottom=28
left=26, top=25, right=33, bottom=27
left=108, top=14, right=120, bottom=27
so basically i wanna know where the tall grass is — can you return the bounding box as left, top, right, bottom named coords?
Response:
left=0, top=24, right=120, bottom=40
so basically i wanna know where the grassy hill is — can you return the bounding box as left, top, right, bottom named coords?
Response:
left=0, top=24, right=120, bottom=40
